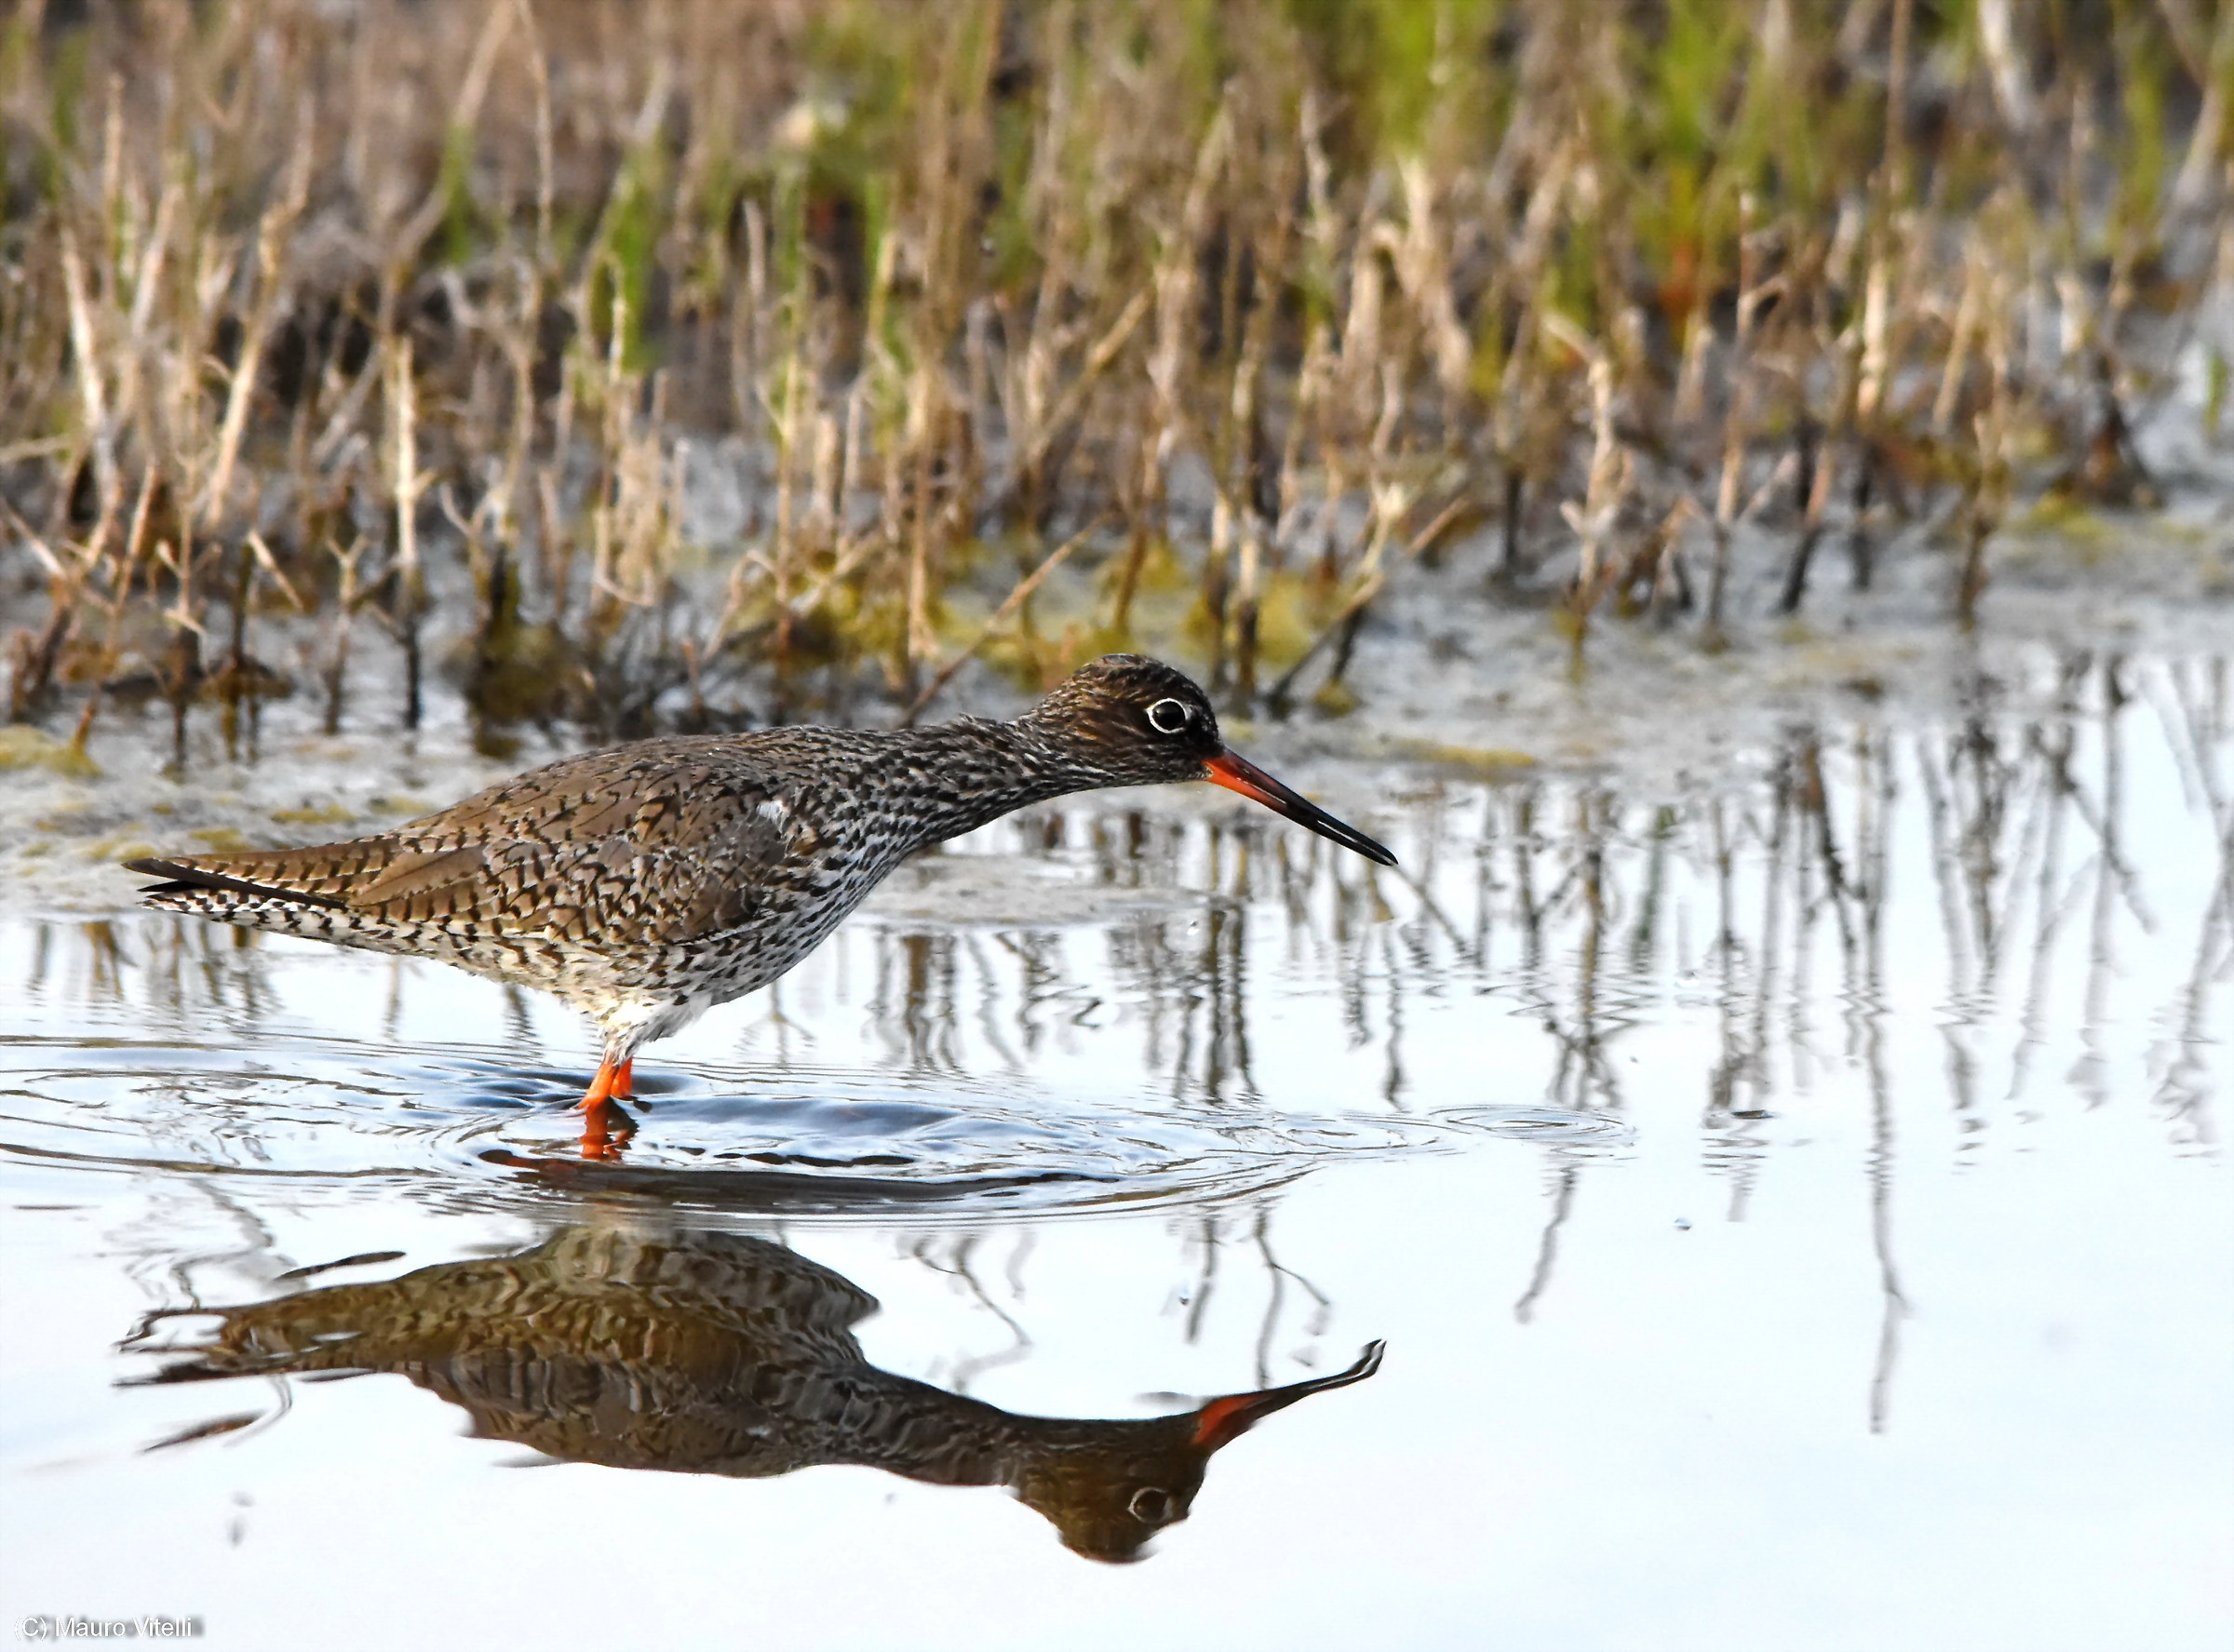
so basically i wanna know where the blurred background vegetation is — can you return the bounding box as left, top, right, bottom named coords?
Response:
left=0, top=0, right=2226, bottom=751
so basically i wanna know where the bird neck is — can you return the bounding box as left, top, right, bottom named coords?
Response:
left=892, top=718, right=1109, bottom=846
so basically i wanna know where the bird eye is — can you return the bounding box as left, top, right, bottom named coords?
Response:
left=1146, top=698, right=1190, bottom=735
left=1128, top=1486, right=1176, bottom=1523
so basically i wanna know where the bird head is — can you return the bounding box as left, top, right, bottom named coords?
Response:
left=1020, top=655, right=1396, bottom=867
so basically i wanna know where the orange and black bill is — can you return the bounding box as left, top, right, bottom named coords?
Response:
left=1204, top=751, right=1397, bottom=867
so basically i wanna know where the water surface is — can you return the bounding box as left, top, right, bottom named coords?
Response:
left=2, top=651, right=2227, bottom=1651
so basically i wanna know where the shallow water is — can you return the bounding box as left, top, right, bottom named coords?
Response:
left=1, top=651, right=2228, bottom=1652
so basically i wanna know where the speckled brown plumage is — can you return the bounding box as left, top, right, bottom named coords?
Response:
left=125, top=655, right=1394, bottom=1137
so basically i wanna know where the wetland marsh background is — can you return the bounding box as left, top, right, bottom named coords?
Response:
left=2, top=4, right=2231, bottom=1649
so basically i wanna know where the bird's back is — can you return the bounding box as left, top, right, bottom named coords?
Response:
left=126, top=729, right=904, bottom=1001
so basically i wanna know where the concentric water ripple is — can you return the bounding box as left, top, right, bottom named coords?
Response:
left=0, top=1034, right=1626, bottom=1220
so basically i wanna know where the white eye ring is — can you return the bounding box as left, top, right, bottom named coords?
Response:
left=1146, top=698, right=1190, bottom=735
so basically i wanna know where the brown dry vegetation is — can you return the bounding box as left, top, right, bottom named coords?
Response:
left=0, top=0, right=2227, bottom=757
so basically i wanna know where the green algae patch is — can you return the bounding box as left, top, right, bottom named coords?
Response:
left=1390, top=738, right=1538, bottom=777
left=1312, top=678, right=1363, bottom=719
left=271, top=803, right=357, bottom=827
left=0, top=727, right=101, bottom=779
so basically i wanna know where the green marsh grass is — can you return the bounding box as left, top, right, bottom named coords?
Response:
left=0, top=0, right=2223, bottom=757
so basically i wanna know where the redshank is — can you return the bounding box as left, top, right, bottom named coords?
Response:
left=125, top=655, right=1393, bottom=1151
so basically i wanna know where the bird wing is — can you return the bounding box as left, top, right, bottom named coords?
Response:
left=127, top=739, right=804, bottom=946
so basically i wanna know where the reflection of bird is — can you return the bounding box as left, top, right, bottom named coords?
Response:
left=124, top=656, right=1393, bottom=1148
left=130, top=1225, right=1383, bottom=1562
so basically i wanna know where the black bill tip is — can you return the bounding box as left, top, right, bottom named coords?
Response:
left=1203, top=750, right=1397, bottom=867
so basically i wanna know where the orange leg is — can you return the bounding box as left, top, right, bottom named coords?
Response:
left=575, top=1053, right=638, bottom=1160
left=573, top=1053, right=634, bottom=1110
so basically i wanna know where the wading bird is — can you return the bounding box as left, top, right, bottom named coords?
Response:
left=127, top=655, right=1394, bottom=1154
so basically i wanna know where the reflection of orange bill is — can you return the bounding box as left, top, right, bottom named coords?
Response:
left=1192, top=1339, right=1389, bottom=1448
left=1204, top=751, right=1397, bottom=866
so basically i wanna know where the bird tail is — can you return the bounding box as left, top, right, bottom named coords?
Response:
left=126, top=837, right=412, bottom=936
left=124, top=853, right=354, bottom=912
